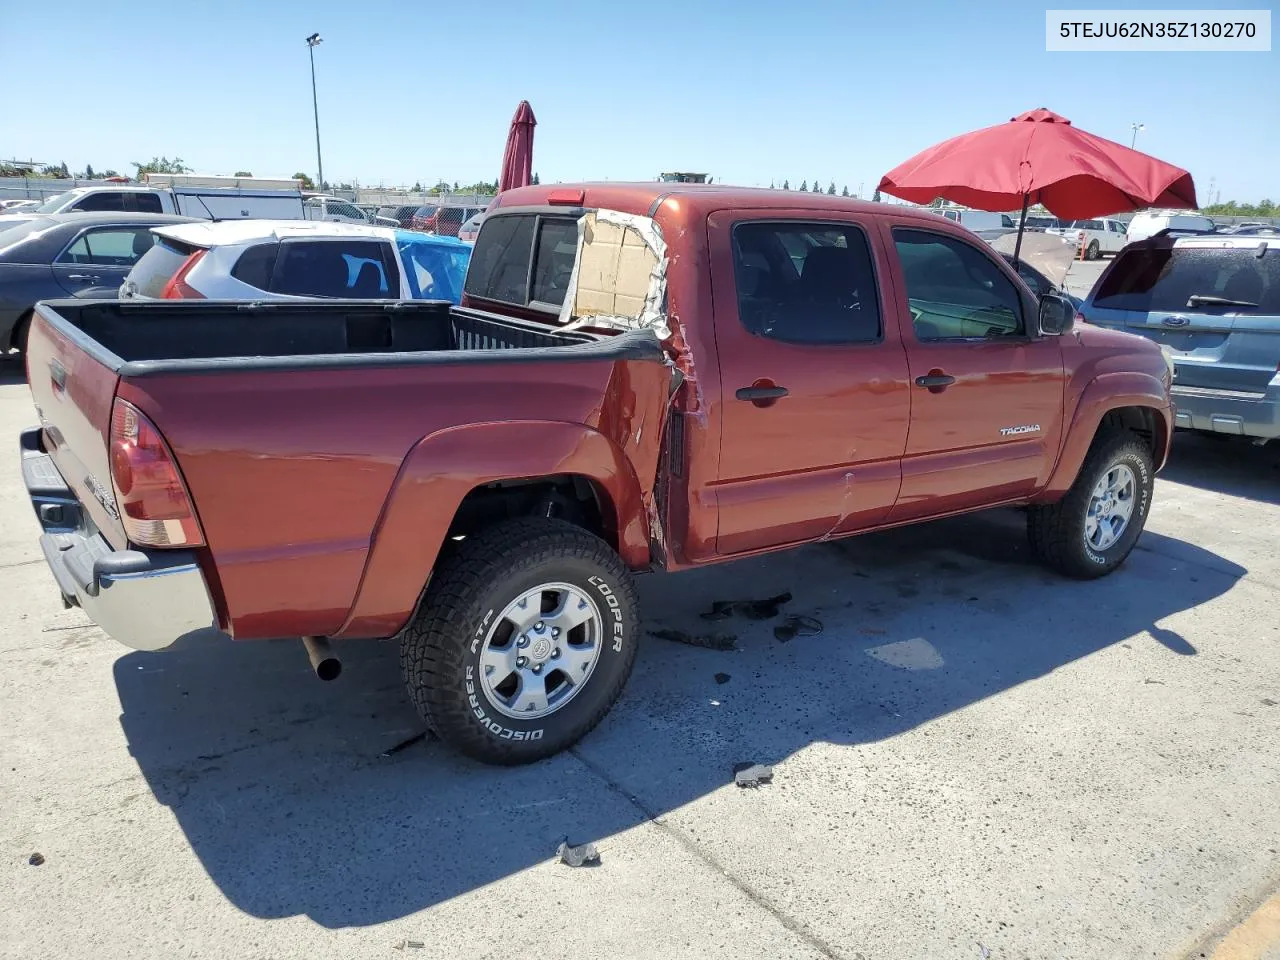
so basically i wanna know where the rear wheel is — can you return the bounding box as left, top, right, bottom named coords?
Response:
left=399, top=518, right=639, bottom=765
left=1027, top=431, right=1154, bottom=579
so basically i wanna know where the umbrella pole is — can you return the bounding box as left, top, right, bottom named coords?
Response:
left=1012, top=194, right=1029, bottom=268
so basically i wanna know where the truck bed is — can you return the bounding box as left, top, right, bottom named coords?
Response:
left=26, top=297, right=672, bottom=641
left=39, top=299, right=659, bottom=373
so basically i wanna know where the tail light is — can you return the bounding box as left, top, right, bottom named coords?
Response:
left=160, top=249, right=207, bottom=299
left=109, top=399, right=204, bottom=547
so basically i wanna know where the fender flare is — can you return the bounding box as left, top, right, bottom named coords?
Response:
left=331, top=420, right=652, bottom=639
left=1037, top=371, right=1172, bottom=501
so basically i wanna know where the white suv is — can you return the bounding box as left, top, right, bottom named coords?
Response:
left=1047, top=218, right=1128, bottom=260
left=119, top=220, right=472, bottom=302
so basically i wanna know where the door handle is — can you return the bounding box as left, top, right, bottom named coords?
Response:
left=67, top=274, right=101, bottom=282
left=736, top=384, right=789, bottom=405
left=914, top=373, right=956, bottom=393
left=49, top=359, right=67, bottom=392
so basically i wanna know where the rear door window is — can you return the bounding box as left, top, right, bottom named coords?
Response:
left=231, top=242, right=280, bottom=291
left=271, top=239, right=399, bottom=297
left=134, top=193, right=164, bottom=213
left=732, top=221, right=881, bottom=343
left=72, top=192, right=127, bottom=212
left=57, top=227, right=156, bottom=266
left=1093, top=247, right=1280, bottom=314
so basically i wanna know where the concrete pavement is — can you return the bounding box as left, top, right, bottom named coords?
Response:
left=1, top=347, right=1277, bottom=960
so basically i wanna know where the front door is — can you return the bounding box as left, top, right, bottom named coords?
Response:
left=882, top=225, right=1065, bottom=521
left=709, top=213, right=911, bottom=555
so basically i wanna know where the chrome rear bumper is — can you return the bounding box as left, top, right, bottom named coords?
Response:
left=21, top=427, right=217, bottom=651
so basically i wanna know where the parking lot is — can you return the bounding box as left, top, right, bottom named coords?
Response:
left=2, top=253, right=1278, bottom=959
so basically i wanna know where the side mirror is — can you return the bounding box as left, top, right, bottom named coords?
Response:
left=1038, top=293, right=1075, bottom=336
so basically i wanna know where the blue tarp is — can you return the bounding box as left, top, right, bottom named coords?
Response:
left=395, top=230, right=472, bottom=304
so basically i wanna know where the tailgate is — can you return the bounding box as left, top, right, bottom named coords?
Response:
left=26, top=302, right=128, bottom=548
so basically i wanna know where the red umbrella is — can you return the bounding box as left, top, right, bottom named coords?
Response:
left=497, top=100, right=537, bottom=194
left=878, top=108, right=1197, bottom=262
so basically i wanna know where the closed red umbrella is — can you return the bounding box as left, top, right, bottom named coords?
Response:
left=497, top=100, right=536, bottom=194
left=878, top=108, right=1197, bottom=262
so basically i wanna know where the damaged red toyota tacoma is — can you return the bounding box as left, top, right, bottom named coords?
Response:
left=21, top=183, right=1173, bottom=764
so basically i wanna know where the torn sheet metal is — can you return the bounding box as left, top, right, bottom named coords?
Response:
left=558, top=209, right=670, bottom=339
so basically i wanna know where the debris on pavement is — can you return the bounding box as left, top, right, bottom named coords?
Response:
left=733, top=762, right=774, bottom=788
left=701, top=591, right=792, bottom=621
left=393, top=939, right=425, bottom=950
left=379, top=732, right=430, bottom=757
left=649, top=628, right=737, bottom=651
left=773, top=615, right=823, bottom=643
left=28, top=853, right=44, bottom=866
left=714, top=672, right=731, bottom=684
left=556, top=839, right=601, bottom=867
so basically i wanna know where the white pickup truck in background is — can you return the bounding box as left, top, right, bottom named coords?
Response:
left=1046, top=217, right=1128, bottom=260
left=9, top=174, right=306, bottom=221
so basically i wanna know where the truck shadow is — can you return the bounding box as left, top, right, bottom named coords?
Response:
left=113, top=508, right=1243, bottom=929
left=1159, top=432, right=1280, bottom=505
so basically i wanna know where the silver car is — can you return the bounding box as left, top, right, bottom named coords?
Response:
left=1081, top=234, right=1280, bottom=441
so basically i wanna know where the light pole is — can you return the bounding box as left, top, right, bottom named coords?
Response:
left=1130, top=122, right=1145, bottom=149
left=306, top=33, right=324, bottom=192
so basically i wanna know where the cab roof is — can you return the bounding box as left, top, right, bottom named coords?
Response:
left=491, top=182, right=949, bottom=226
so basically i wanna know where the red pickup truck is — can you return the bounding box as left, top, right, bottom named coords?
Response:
left=21, top=183, right=1173, bottom=764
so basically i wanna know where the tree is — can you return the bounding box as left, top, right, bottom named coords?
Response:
left=827, top=181, right=836, bottom=195
left=101, top=169, right=120, bottom=179
left=872, top=187, right=882, bottom=203
left=799, top=180, right=807, bottom=192
left=782, top=180, right=790, bottom=190
left=132, top=156, right=192, bottom=178
left=928, top=197, right=944, bottom=208
left=532, top=172, right=541, bottom=185
left=293, top=172, right=314, bottom=189
left=840, top=185, right=850, bottom=197
left=83, top=163, right=95, bottom=179
left=234, top=170, right=253, bottom=177
left=452, top=181, right=459, bottom=192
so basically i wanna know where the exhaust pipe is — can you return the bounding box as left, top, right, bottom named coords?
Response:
left=301, top=636, right=342, bottom=682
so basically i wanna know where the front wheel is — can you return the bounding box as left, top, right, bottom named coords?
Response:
left=399, top=518, right=639, bottom=765
left=1027, top=431, right=1154, bottom=579
left=1087, top=239, right=1101, bottom=261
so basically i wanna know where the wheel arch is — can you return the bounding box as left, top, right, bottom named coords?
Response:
left=1036, top=374, right=1171, bottom=503
left=331, top=420, right=654, bottom=640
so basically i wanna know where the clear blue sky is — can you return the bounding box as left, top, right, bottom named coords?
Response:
left=4, top=0, right=1277, bottom=201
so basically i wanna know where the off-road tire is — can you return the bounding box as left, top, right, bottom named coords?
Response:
left=1087, top=239, right=1101, bottom=261
left=399, top=518, right=639, bottom=765
left=1027, top=431, right=1154, bottom=579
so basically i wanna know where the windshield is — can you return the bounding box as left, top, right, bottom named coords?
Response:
left=1093, top=246, right=1280, bottom=313
left=35, top=191, right=76, bottom=213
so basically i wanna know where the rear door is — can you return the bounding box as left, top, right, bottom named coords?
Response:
left=709, top=212, right=911, bottom=555
left=882, top=223, right=1065, bottom=520
left=1087, top=242, right=1280, bottom=393
left=51, top=225, right=159, bottom=298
